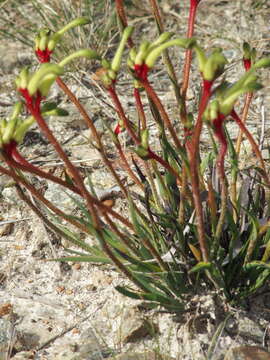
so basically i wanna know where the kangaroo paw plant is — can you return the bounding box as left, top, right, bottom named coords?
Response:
left=1, top=1, right=270, bottom=312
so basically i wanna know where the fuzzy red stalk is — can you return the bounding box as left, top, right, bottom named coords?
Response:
left=115, top=0, right=133, bottom=48
left=181, top=0, right=202, bottom=97
left=35, top=48, right=52, bottom=63
left=139, top=76, right=183, bottom=149
left=133, top=87, right=147, bottom=130
left=212, top=113, right=227, bottom=179
left=212, top=112, right=228, bottom=241
left=107, top=85, right=140, bottom=144
left=3, top=140, right=32, bottom=168
left=185, top=78, right=213, bottom=263
left=19, top=88, right=101, bottom=229
left=187, top=78, right=213, bottom=148
left=134, top=64, right=150, bottom=82
left=243, top=58, right=251, bottom=71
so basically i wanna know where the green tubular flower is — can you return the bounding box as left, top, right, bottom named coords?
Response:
left=0, top=103, right=34, bottom=147
left=140, top=128, right=149, bottom=149
left=86, top=26, right=133, bottom=88
left=1, top=102, right=23, bottom=144
left=27, top=64, right=64, bottom=96
left=131, top=35, right=195, bottom=81
left=194, top=45, right=228, bottom=81
left=220, top=82, right=262, bottom=115
left=203, top=56, right=270, bottom=117
left=203, top=99, right=220, bottom=123
left=15, top=64, right=64, bottom=110
left=59, top=49, right=101, bottom=67
left=15, top=67, right=30, bottom=90
left=145, top=38, right=196, bottom=69
left=111, top=26, right=134, bottom=72
left=1, top=116, right=18, bottom=144
left=243, top=42, right=256, bottom=71
left=13, top=116, right=35, bottom=144
left=134, top=41, right=151, bottom=67
left=35, top=17, right=90, bottom=63
left=148, top=32, right=174, bottom=51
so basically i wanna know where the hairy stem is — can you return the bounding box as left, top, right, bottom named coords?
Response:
left=29, top=106, right=100, bottom=229
left=181, top=0, right=199, bottom=99
left=148, top=0, right=184, bottom=111
left=56, top=77, right=131, bottom=199
left=185, top=79, right=213, bottom=263
left=141, top=78, right=183, bottom=149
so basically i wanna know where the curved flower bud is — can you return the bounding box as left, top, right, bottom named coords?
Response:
left=252, top=58, right=270, bottom=70
left=53, top=17, right=89, bottom=38
left=59, top=49, right=101, bottom=67
left=243, top=42, right=256, bottom=71
left=35, top=17, right=89, bottom=63
left=10, top=102, right=23, bottom=121
left=27, top=63, right=64, bottom=96
left=194, top=45, right=228, bottom=81
left=140, top=128, right=149, bottom=149
left=128, top=48, right=137, bottom=64
left=111, top=26, right=134, bottom=72
left=220, top=82, right=262, bottom=116
left=13, top=116, right=35, bottom=144
left=0, top=103, right=34, bottom=147
left=134, top=41, right=151, bottom=66
left=2, top=115, right=18, bottom=144
left=204, top=99, right=220, bottom=122
left=202, top=48, right=228, bottom=81
left=15, top=67, right=30, bottom=90
left=145, top=38, right=196, bottom=69
left=193, top=44, right=206, bottom=73
left=101, top=58, right=111, bottom=69
left=148, top=32, right=174, bottom=51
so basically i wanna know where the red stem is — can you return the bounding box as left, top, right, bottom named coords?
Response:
left=213, top=113, right=227, bottom=179
left=188, top=79, right=212, bottom=154
left=134, top=87, right=147, bottom=130
left=141, top=78, right=183, bottom=149
left=115, top=0, right=134, bottom=48
left=181, top=0, right=199, bottom=97
left=148, top=149, right=182, bottom=186
left=4, top=155, right=81, bottom=195
left=107, top=85, right=140, bottom=145
left=185, top=78, right=212, bottom=263
left=27, top=103, right=101, bottom=228
left=3, top=142, right=80, bottom=195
